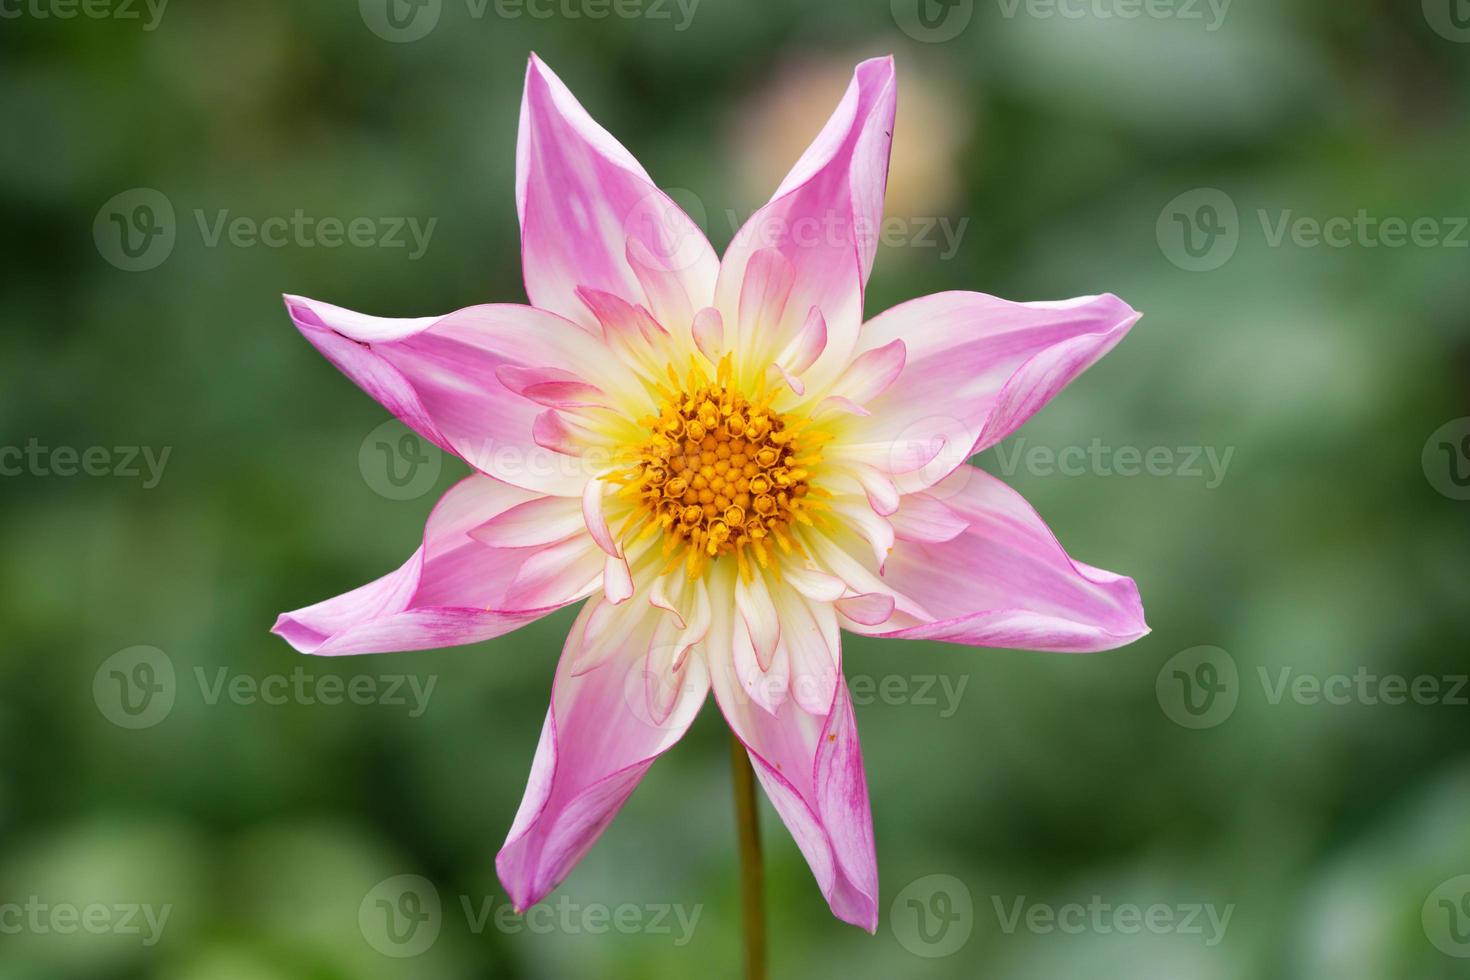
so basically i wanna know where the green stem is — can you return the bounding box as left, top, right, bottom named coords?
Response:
left=730, top=731, right=767, bottom=980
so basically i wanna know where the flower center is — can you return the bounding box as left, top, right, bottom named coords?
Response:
left=614, top=356, right=825, bottom=579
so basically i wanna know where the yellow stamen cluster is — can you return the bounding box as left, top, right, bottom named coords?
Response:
left=611, top=356, right=828, bottom=580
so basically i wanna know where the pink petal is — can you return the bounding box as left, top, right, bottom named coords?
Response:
left=626, top=236, right=695, bottom=335
left=527, top=383, right=611, bottom=411
left=648, top=577, right=687, bottom=629
left=581, top=477, right=620, bottom=557
left=781, top=565, right=849, bottom=604
left=735, top=247, right=795, bottom=364
left=575, top=286, right=647, bottom=345
left=806, top=530, right=933, bottom=626
left=517, top=55, right=717, bottom=334
left=603, top=552, right=633, bottom=605
left=470, top=494, right=585, bottom=549
left=733, top=614, right=791, bottom=714
left=568, top=593, right=659, bottom=675
left=643, top=578, right=710, bottom=686
left=771, top=362, right=805, bottom=396
left=493, top=364, right=608, bottom=409
left=735, top=574, right=782, bottom=672
left=833, top=592, right=896, bottom=627
left=830, top=497, right=895, bottom=570
left=707, top=588, right=878, bottom=931
left=888, top=492, right=969, bottom=544
left=814, top=395, right=871, bottom=418
left=778, top=306, right=828, bottom=376
left=283, top=295, right=604, bottom=496
left=850, top=462, right=900, bottom=517
left=504, top=534, right=606, bottom=610
left=828, top=339, right=906, bottom=406
left=272, top=475, right=581, bottom=655
left=530, top=410, right=587, bottom=458
left=714, top=57, right=897, bottom=386
left=871, top=466, right=1148, bottom=652
left=670, top=578, right=711, bottom=672
left=645, top=615, right=698, bottom=725
left=497, top=601, right=709, bottom=912
left=691, top=306, right=724, bottom=363
left=772, top=588, right=839, bottom=716
left=848, top=291, right=1142, bottom=490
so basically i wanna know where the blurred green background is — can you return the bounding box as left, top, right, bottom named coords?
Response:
left=3, top=0, right=1469, bottom=977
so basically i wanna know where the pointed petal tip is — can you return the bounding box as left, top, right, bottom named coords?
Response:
left=1088, top=292, right=1143, bottom=331
left=270, top=612, right=315, bottom=653
left=822, top=877, right=881, bottom=932
left=824, top=877, right=880, bottom=932
left=850, top=904, right=880, bottom=934
left=497, top=868, right=534, bottom=916
left=281, top=294, right=311, bottom=320
left=272, top=622, right=331, bottom=657
left=495, top=841, right=543, bottom=917
left=860, top=53, right=896, bottom=74
left=855, top=54, right=898, bottom=96
left=271, top=610, right=350, bottom=657
left=1099, top=571, right=1149, bottom=647
left=522, top=51, right=566, bottom=99
left=1092, top=613, right=1150, bottom=650
left=1118, top=603, right=1151, bottom=648
left=268, top=613, right=295, bottom=642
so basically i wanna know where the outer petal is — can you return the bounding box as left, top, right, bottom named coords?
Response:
left=497, top=600, right=710, bottom=911
left=706, top=569, right=878, bottom=931
left=839, top=291, right=1141, bottom=491
left=517, top=54, right=719, bottom=335
left=864, top=466, right=1148, bottom=652
left=284, top=295, right=613, bottom=496
left=716, top=57, right=897, bottom=386
left=272, top=475, right=594, bottom=655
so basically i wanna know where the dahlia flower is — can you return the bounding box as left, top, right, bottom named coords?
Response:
left=272, top=53, right=1148, bottom=933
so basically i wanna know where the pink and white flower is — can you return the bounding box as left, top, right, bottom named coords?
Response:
left=272, top=54, right=1147, bottom=932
